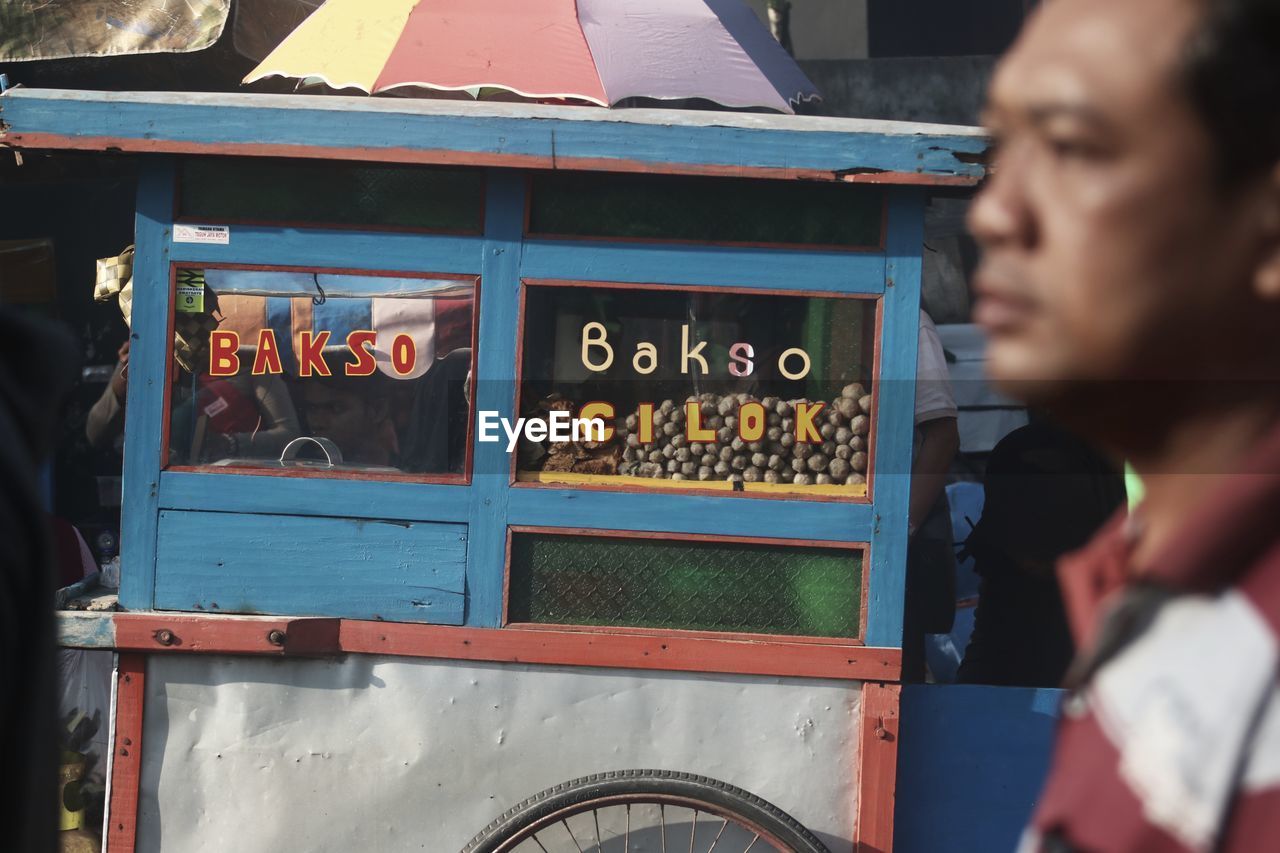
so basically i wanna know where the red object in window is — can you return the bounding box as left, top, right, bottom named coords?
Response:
left=434, top=298, right=473, bottom=356
left=196, top=377, right=259, bottom=434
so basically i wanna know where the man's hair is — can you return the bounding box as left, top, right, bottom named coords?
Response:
left=1183, top=0, right=1280, bottom=185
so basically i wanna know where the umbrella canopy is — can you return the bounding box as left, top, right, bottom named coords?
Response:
left=244, top=0, right=819, bottom=114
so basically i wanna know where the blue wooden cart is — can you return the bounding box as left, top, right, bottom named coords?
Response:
left=0, top=87, right=1052, bottom=853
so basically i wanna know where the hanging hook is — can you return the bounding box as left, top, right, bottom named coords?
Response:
left=311, top=273, right=326, bottom=306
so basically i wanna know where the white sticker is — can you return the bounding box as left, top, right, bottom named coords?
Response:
left=203, top=396, right=229, bottom=418
left=174, top=224, right=230, bottom=245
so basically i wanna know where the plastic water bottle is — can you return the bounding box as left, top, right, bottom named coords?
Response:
left=96, top=530, right=120, bottom=590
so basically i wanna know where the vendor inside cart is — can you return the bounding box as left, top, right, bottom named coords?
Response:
left=86, top=285, right=302, bottom=464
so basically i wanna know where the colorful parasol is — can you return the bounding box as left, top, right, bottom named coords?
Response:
left=244, top=0, right=819, bottom=114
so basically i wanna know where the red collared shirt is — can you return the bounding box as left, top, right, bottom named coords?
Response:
left=1024, top=423, right=1280, bottom=853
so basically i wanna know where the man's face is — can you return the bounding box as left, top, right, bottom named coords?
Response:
left=302, top=381, right=368, bottom=457
left=969, top=0, right=1274, bottom=413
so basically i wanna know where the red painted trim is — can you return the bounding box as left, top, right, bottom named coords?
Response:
left=112, top=613, right=341, bottom=656
left=523, top=277, right=884, bottom=302
left=3, top=133, right=983, bottom=187
left=514, top=278, right=879, bottom=504
left=339, top=622, right=901, bottom=681
left=865, top=296, right=884, bottom=503
left=102, top=613, right=901, bottom=680
left=506, top=525, right=870, bottom=644
left=107, top=654, right=146, bottom=853
left=509, top=523, right=864, bottom=552
left=162, top=262, right=479, bottom=484
left=856, top=682, right=901, bottom=853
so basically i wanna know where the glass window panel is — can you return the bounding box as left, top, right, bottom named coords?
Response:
left=179, top=158, right=484, bottom=232
left=528, top=172, right=882, bottom=248
left=167, top=267, right=475, bottom=478
left=508, top=532, right=863, bottom=639
left=518, top=284, right=876, bottom=496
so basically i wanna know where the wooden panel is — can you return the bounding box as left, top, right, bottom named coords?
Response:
left=0, top=89, right=990, bottom=185
left=521, top=238, right=885, bottom=293
left=62, top=611, right=901, bottom=680
left=118, top=162, right=175, bottom=612
left=154, top=511, right=467, bottom=624
left=167, top=225, right=484, bottom=275
left=341, top=621, right=900, bottom=681
left=464, top=170, right=526, bottom=627
left=507, top=486, right=876, bottom=542
left=113, top=613, right=341, bottom=656
left=857, top=681, right=902, bottom=853
left=894, top=685, right=1061, bottom=853
left=107, top=653, right=146, bottom=853
left=158, top=470, right=472, bottom=522
left=57, top=611, right=117, bottom=649
left=864, top=191, right=924, bottom=647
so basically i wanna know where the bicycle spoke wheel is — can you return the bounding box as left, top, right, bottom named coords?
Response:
left=462, top=770, right=830, bottom=853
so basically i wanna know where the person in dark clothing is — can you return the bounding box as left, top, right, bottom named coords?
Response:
left=0, top=307, right=79, bottom=853
left=957, top=421, right=1125, bottom=687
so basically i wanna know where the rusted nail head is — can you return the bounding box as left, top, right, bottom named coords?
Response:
left=267, top=629, right=286, bottom=646
left=155, top=629, right=175, bottom=646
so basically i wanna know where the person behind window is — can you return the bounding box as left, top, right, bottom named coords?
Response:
left=298, top=363, right=398, bottom=468
left=86, top=340, right=299, bottom=463
left=956, top=419, right=1125, bottom=687
left=902, top=308, right=962, bottom=682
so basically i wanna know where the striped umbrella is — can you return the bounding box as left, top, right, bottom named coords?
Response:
left=244, top=0, right=819, bottom=114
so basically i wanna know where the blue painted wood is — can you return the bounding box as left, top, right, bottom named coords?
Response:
left=158, top=471, right=472, bottom=523
left=896, top=685, right=1062, bottom=853
left=118, top=161, right=175, bottom=612
left=0, top=89, right=989, bottom=184
left=865, top=190, right=925, bottom=648
left=56, top=612, right=117, bottom=649
left=521, top=240, right=886, bottom=293
left=154, top=510, right=467, bottom=623
left=507, top=488, right=874, bottom=543
left=169, top=226, right=483, bottom=276
left=464, top=171, right=526, bottom=627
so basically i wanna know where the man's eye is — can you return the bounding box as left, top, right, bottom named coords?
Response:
left=1047, top=137, right=1103, bottom=160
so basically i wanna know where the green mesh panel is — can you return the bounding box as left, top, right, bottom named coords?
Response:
left=179, top=158, right=484, bottom=231
left=508, top=533, right=862, bottom=638
left=528, top=172, right=883, bottom=247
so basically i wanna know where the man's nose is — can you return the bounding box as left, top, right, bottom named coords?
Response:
left=967, top=141, right=1037, bottom=251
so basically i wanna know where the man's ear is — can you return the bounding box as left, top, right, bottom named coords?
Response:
left=1255, top=161, right=1280, bottom=300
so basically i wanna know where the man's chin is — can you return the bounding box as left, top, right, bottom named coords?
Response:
left=983, top=348, right=1090, bottom=412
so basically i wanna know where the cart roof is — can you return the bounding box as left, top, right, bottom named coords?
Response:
left=0, top=87, right=988, bottom=186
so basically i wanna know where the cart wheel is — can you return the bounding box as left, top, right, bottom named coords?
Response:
left=461, top=769, right=830, bottom=853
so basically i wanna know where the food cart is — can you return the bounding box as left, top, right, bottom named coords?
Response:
left=1, top=86, right=991, bottom=852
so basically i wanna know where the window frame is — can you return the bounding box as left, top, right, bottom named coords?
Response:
left=512, top=277, right=883, bottom=504
left=161, top=260, right=481, bottom=486
left=502, top=525, right=871, bottom=645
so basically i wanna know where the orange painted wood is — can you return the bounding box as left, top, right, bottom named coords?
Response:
left=107, top=654, right=146, bottom=853
left=340, top=622, right=901, bottom=681
left=857, top=682, right=902, bottom=853
left=112, top=613, right=340, bottom=656
left=106, top=612, right=898, bottom=679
